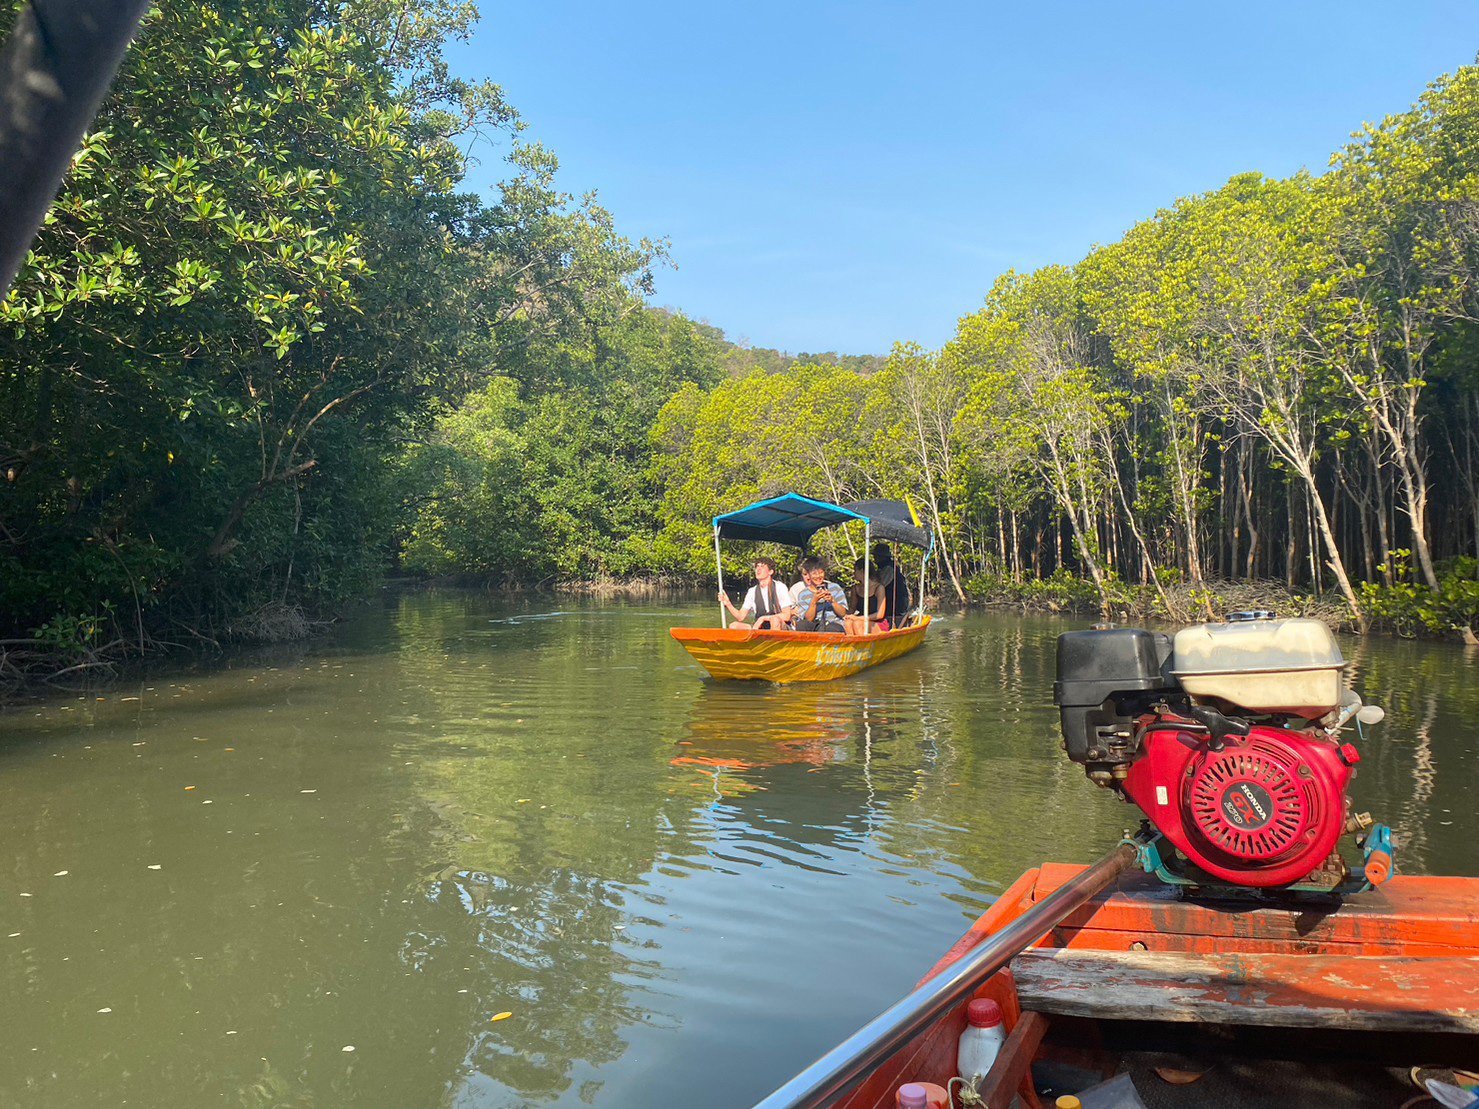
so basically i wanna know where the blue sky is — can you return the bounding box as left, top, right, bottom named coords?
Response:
left=448, top=2, right=1476, bottom=355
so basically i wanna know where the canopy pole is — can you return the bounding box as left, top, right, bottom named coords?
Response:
left=863, top=523, right=870, bottom=631
left=917, top=540, right=931, bottom=620
left=714, top=525, right=727, bottom=628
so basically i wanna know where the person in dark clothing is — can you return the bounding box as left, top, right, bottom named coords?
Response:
left=872, top=542, right=913, bottom=627
left=845, top=556, right=888, bottom=635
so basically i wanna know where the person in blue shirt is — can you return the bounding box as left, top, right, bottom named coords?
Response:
left=792, top=557, right=848, bottom=634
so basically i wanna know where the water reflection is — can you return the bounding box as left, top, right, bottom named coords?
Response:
left=1342, top=637, right=1479, bottom=875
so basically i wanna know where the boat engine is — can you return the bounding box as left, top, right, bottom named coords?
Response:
left=1054, top=615, right=1392, bottom=891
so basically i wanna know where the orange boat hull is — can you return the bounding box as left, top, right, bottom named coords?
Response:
left=835, top=867, right=1479, bottom=1108
left=669, top=616, right=930, bottom=682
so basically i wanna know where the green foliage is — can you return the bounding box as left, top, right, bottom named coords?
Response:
left=644, top=61, right=1479, bottom=638
left=684, top=318, right=887, bottom=379
left=964, top=568, right=1106, bottom=611
left=399, top=378, right=530, bottom=576
left=29, top=609, right=111, bottom=658
left=1360, top=554, right=1479, bottom=638
left=3, top=9, right=1477, bottom=666
left=397, top=309, right=724, bottom=581
left=0, top=0, right=668, bottom=656
left=645, top=360, right=897, bottom=577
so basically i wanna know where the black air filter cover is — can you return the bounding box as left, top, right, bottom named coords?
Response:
left=1054, top=628, right=1177, bottom=764
left=1054, top=628, right=1174, bottom=707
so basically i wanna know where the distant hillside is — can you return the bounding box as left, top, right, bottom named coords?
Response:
left=666, top=312, right=887, bottom=376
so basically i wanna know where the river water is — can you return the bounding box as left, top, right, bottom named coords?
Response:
left=1, top=592, right=1474, bottom=1107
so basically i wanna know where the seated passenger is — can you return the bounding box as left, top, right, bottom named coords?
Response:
left=844, top=557, right=889, bottom=636
left=792, top=557, right=848, bottom=634
left=789, top=559, right=807, bottom=599
left=872, top=542, right=912, bottom=627
left=719, top=557, right=794, bottom=630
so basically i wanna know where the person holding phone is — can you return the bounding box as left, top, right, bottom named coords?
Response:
left=792, top=557, right=848, bottom=634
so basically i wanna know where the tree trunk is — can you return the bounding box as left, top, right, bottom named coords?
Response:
left=1010, top=510, right=1022, bottom=582
left=1042, top=442, right=1109, bottom=613
left=1285, top=482, right=1298, bottom=592
left=921, top=474, right=967, bottom=603
left=1108, top=439, right=1176, bottom=618
left=1294, top=460, right=1365, bottom=629
left=1360, top=432, right=1392, bottom=585
left=1239, top=446, right=1259, bottom=579
left=207, top=460, right=317, bottom=561
left=1163, top=387, right=1205, bottom=582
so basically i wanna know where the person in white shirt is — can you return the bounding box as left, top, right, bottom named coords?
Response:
left=719, top=556, right=794, bottom=630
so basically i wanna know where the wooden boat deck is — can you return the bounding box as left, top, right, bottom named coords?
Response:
left=837, top=865, right=1479, bottom=1108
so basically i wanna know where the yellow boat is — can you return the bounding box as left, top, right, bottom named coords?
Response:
left=672, top=493, right=935, bottom=682
left=671, top=616, right=932, bottom=682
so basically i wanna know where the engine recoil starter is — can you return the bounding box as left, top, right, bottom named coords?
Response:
left=1122, top=724, right=1351, bottom=887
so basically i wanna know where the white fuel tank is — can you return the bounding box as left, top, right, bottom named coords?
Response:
left=1171, top=617, right=1346, bottom=718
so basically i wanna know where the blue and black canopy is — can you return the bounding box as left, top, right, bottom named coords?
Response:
left=712, top=493, right=932, bottom=550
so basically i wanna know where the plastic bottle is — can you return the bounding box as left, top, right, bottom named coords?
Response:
left=956, top=997, right=1006, bottom=1087
left=894, top=1082, right=948, bottom=1109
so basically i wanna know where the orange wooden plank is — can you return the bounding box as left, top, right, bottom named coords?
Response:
left=970, top=972, right=1039, bottom=1108
left=978, top=1010, right=1050, bottom=1109
left=1011, top=950, right=1479, bottom=1033
left=834, top=971, right=1037, bottom=1108
left=1047, top=927, right=1468, bottom=959
left=1029, top=869, right=1479, bottom=954
left=834, top=1018, right=961, bottom=1109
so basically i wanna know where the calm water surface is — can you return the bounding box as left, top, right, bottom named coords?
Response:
left=1, top=594, right=1475, bottom=1107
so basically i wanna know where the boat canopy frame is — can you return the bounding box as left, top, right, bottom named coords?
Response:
left=710, top=494, right=933, bottom=629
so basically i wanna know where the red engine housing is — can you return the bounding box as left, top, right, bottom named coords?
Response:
left=1122, top=723, right=1352, bottom=887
